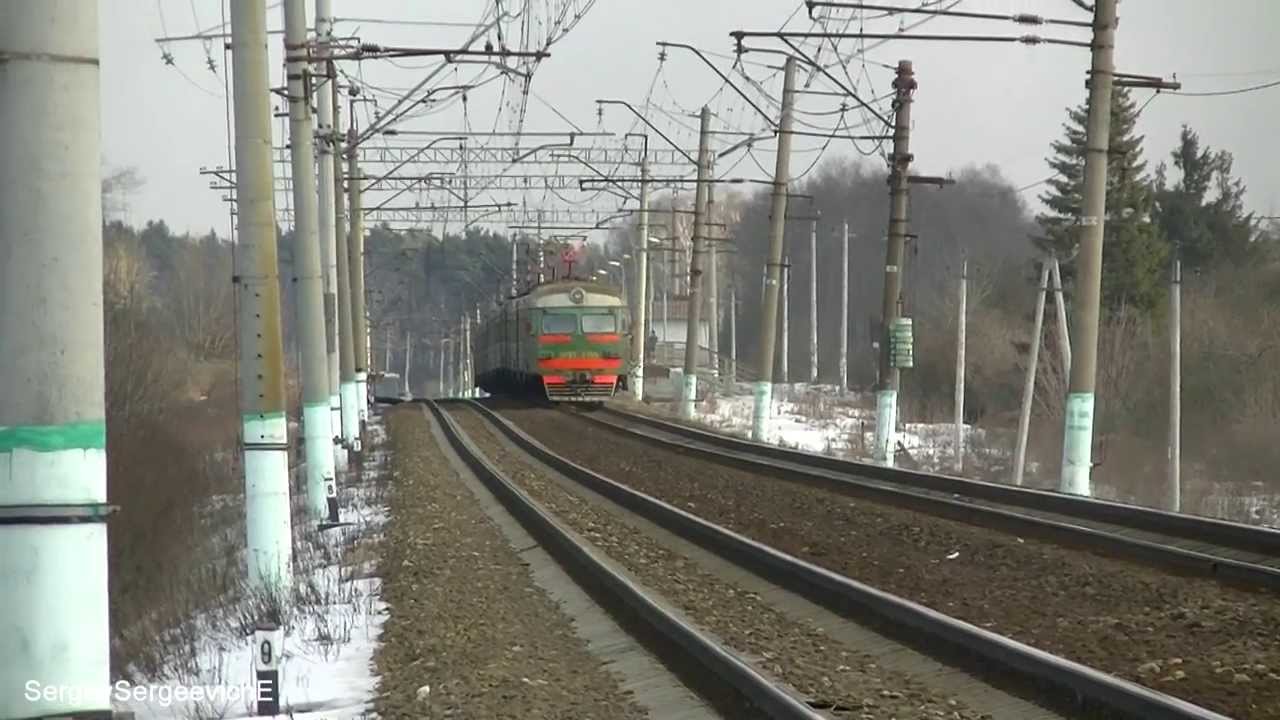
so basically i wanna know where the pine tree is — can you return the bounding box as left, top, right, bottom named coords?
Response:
left=1154, top=125, right=1256, bottom=272
left=1034, top=87, right=1167, bottom=315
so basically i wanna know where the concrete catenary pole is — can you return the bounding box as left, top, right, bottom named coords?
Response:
left=839, top=220, right=849, bottom=394
left=0, top=3, right=111, bottom=715
left=1050, top=256, right=1071, bottom=378
left=347, top=134, right=370, bottom=435
left=1168, top=255, right=1182, bottom=511
left=510, top=237, right=519, bottom=297
left=333, top=87, right=359, bottom=454
left=404, top=330, right=412, bottom=396
left=873, top=60, right=916, bottom=467
left=633, top=158, right=650, bottom=400
left=729, top=282, right=738, bottom=383
left=283, top=0, right=335, bottom=520
left=438, top=338, right=447, bottom=397
left=230, top=0, right=293, bottom=591
left=680, top=105, right=713, bottom=419
left=752, top=55, right=798, bottom=442
left=781, top=255, right=790, bottom=383
left=1014, top=261, right=1051, bottom=486
left=315, top=0, right=342, bottom=471
left=954, top=257, right=967, bottom=473
left=1059, top=0, right=1117, bottom=496
left=809, top=218, right=819, bottom=384
left=706, top=179, right=720, bottom=380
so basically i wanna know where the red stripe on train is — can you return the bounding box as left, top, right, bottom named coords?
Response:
left=537, top=357, right=623, bottom=370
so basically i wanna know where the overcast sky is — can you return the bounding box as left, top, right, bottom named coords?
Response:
left=100, top=1, right=1280, bottom=238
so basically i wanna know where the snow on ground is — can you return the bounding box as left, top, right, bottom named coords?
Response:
left=690, top=382, right=1278, bottom=527
left=695, top=382, right=992, bottom=473
left=115, top=418, right=389, bottom=720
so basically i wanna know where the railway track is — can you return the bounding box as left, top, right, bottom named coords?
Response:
left=425, top=400, right=826, bottom=719
left=583, top=404, right=1280, bottom=591
left=446, top=398, right=1237, bottom=720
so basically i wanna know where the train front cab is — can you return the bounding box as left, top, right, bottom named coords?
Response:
left=537, top=307, right=625, bottom=401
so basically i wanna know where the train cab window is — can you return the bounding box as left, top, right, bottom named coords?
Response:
left=581, top=314, right=617, bottom=333
left=542, top=313, right=578, bottom=334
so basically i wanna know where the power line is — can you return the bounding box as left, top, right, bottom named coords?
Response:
left=1168, top=77, right=1280, bottom=97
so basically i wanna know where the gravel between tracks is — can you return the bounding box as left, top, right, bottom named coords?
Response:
left=450, top=406, right=1010, bottom=720
left=372, top=407, right=649, bottom=720
left=493, top=403, right=1280, bottom=720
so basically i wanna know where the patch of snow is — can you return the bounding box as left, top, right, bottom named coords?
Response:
left=115, top=416, right=390, bottom=719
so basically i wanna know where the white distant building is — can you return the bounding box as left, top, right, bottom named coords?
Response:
left=646, top=296, right=711, bottom=369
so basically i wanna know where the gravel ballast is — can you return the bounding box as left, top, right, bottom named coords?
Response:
left=372, top=407, right=650, bottom=719
left=449, top=405, right=1048, bottom=719
left=492, top=402, right=1280, bottom=720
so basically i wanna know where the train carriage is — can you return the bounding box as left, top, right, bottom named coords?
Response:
left=474, top=280, right=631, bottom=402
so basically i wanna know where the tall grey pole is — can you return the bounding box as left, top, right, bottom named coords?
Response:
left=633, top=158, right=650, bottom=400
left=0, top=3, right=110, bottom=715
left=809, top=218, right=819, bottom=384
left=874, top=60, right=916, bottom=467
left=333, top=89, right=359, bottom=454
left=781, top=255, right=790, bottom=384
left=752, top=55, right=798, bottom=441
left=231, top=0, right=293, bottom=592
left=314, top=0, right=342, bottom=472
left=1050, top=257, right=1071, bottom=377
left=954, top=257, right=968, bottom=473
left=1168, top=256, right=1182, bottom=511
left=1014, top=261, right=1051, bottom=486
left=839, top=220, right=849, bottom=394
left=680, top=106, right=713, bottom=419
left=284, top=0, right=335, bottom=520
left=729, top=282, right=738, bottom=383
left=438, top=339, right=446, bottom=397
left=707, top=180, right=720, bottom=380
left=462, top=312, right=471, bottom=397
left=404, top=331, right=412, bottom=397
left=383, top=325, right=391, bottom=377
left=510, top=237, right=519, bottom=297
left=1059, top=0, right=1117, bottom=496
left=347, top=134, right=370, bottom=436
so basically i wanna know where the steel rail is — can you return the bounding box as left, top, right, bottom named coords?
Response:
left=423, top=400, right=826, bottom=720
left=462, top=399, right=1232, bottom=720
left=585, top=406, right=1280, bottom=591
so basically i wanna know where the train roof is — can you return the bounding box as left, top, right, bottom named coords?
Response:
left=507, top=279, right=625, bottom=309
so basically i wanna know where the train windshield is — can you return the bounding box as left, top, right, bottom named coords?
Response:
left=581, top=314, right=616, bottom=333
left=542, top=313, right=578, bottom=334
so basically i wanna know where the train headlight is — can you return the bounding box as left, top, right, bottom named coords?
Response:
left=568, top=287, right=585, bottom=304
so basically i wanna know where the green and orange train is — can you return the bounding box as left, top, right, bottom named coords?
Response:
left=473, top=280, right=632, bottom=402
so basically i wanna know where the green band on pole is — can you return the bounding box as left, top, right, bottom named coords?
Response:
left=242, top=411, right=288, bottom=424
left=0, top=420, right=107, bottom=452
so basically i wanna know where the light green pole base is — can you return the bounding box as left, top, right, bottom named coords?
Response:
left=1059, top=392, right=1094, bottom=496
left=875, top=389, right=897, bottom=467
left=302, top=402, right=335, bottom=519
left=0, top=422, right=110, bottom=719
left=340, top=381, right=361, bottom=453
left=243, top=413, right=294, bottom=590
left=680, top=373, right=697, bottom=419
left=751, top=381, right=772, bottom=442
